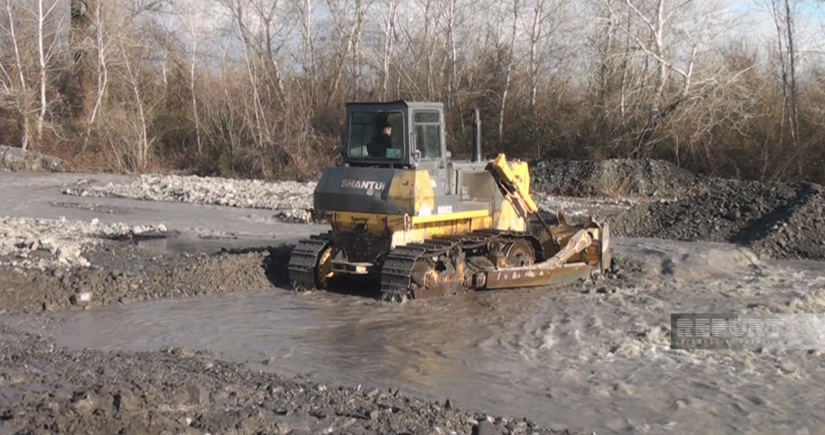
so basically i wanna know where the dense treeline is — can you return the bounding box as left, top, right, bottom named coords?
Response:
left=1, top=0, right=824, bottom=183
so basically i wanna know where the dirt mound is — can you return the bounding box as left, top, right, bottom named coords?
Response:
left=0, top=325, right=578, bottom=435
left=611, top=180, right=825, bottom=260
left=0, top=145, right=66, bottom=172
left=530, top=158, right=702, bottom=199
left=738, top=183, right=825, bottom=260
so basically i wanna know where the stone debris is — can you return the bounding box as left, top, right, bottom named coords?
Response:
left=63, top=174, right=316, bottom=222
left=529, top=157, right=703, bottom=199
left=611, top=180, right=825, bottom=261
left=0, top=322, right=578, bottom=435
left=57, top=159, right=825, bottom=261
left=0, top=145, right=67, bottom=172
left=0, top=216, right=168, bottom=270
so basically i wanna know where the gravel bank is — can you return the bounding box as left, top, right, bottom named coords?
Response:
left=58, top=163, right=646, bottom=225
left=0, top=231, right=634, bottom=316
left=0, top=324, right=578, bottom=435
left=0, top=240, right=293, bottom=314
left=529, top=157, right=703, bottom=199
left=611, top=180, right=825, bottom=260
left=0, top=145, right=67, bottom=172
left=63, top=174, right=316, bottom=223
left=0, top=216, right=168, bottom=270
left=56, top=159, right=825, bottom=261
left=527, top=158, right=825, bottom=261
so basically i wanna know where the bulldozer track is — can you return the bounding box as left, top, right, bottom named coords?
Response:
left=287, top=231, right=335, bottom=291
left=379, top=229, right=545, bottom=301
left=288, top=228, right=550, bottom=301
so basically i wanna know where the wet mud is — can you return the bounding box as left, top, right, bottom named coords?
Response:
left=0, top=324, right=573, bottom=435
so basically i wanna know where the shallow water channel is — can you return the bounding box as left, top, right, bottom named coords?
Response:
left=47, top=238, right=825, bottom=435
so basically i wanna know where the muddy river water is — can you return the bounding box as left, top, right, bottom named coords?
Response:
left=37, top=238, right=825, bottom=435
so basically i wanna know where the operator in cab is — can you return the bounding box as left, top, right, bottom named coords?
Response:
left=367, top=120, right=393, bottom=157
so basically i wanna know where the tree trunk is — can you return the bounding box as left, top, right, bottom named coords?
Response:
left=82, top=2, right=109, bottom=153
left=499, top=0, right=519, bottom=143
left=380, top=0, right=398, bottom=101
left=6, top=0, right=30, bottom=150
left=71, top=0, right=97, bottom=122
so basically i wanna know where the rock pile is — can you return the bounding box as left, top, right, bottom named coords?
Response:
left=611, top=180, right=825, bottom=260
left=0, top=145, right=67, bottom=172
left=528, top=157, right=825, bottom=261
left=56, top=158, right=825, bottom=261
left=63, top=174, right=316, bottom=223
left=0, top=216, right=168, bottom=270
left=529, top=157, right=703, bottom=199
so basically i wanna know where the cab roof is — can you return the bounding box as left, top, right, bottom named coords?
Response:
left=345, top=100, right=444, bottom=111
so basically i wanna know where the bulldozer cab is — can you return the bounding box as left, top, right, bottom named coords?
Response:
left=343, top=101, right=447, bottom=169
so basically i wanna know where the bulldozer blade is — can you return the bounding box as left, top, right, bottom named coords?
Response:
left=481, top=262, right=596, bottom=290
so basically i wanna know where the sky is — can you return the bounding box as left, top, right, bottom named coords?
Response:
left=126, top=0, right=825, bottom=77
left=728, top=0, right=825, bottom=52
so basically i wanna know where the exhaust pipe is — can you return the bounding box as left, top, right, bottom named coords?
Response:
left=472, top=107, right=482, bottom=162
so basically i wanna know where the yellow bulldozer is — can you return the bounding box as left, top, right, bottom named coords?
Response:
left=288, top=101, right=611, bottom=301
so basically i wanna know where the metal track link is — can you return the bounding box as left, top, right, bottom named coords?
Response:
left=379, top=244, right=428, bottom=301
left=287, top=231, right=334, bottom=291
left=378, top=229, right=542, bottom=301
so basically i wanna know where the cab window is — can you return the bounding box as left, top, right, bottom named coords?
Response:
left=347, top=111, right=404, bottom=159
left=413, top=111, right=441, bottom=160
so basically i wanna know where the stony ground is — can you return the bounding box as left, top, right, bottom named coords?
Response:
left=4, top=156, right=825, bottom=434
left=0, top=216, right=169, bottom=270
left=63, top=174, right=316, bottom=223
left=528, top=157, right=704, bottom=199
left=60, top=158, right=825, bottom=262
left=611, top=179, right=825, bottom=260
left=0, top=324, right=577, bottom=435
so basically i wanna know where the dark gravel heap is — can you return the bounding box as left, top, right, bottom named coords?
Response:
left=529, top=158, right=702, bottom=199
left=0, top=325, right=578, bottom=435
left=527, top=156, right=825, bottom=261
left=611, top=180, right=825, bottom=260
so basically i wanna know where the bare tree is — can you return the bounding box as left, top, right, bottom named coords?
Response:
left=119, top=33, right=150, bottom=169
left=498, top=0, right=519, bottom=142
left=526, top=0, right=544, bottom=110
left=81, top=1, right=112, bottom=152
left=180, top=0, right=203, bottom=154
left=3, top=0, right=32, bottom=150
left=33, top=0, right=61, bottom=145
left=380, top=0, right=398, bottom=101
left=301, top=0, right=316, bottom=93
left=601, top=0, right=709, bottom=155
left=321, top=0, right=370, bottom=106
left=767, top=0, right=802, bottom=179
left=438, top=0, right=458, bottom=108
